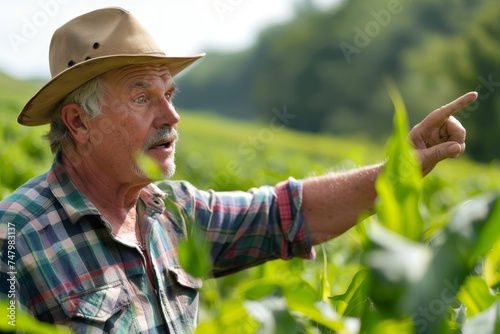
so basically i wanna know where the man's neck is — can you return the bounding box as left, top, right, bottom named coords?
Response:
left=60, top=150, right=149, bottom=245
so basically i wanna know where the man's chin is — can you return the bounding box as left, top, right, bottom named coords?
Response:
left=133, top=156, right=176, bottom=181
left=157, top=156, right=176, bottom=179
left=161, top=163, right=176, bottom=179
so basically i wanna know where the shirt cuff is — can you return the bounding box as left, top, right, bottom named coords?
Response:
left=275, top=178, right=315, bottom=260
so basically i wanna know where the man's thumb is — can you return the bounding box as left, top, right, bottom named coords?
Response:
left=446, top=142, right=464, bottom=158
left=423, top=142, right=463, bottom=166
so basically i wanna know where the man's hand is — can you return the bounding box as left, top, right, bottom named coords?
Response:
left=409, top=92, right=478, bottom=176
left=303, top=91, right=478, bottom=244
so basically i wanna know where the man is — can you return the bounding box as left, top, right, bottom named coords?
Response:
left=0, top=7, right=477, bottom=334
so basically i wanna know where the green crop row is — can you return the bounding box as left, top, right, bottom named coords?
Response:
left=176, top=94, right=500, bottom=333
left=1, top=80, right=499, bottom=332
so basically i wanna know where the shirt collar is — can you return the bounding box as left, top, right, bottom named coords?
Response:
left=47, top=153, right=100, bottom=224
left=139, top=183, right=167, bottom=213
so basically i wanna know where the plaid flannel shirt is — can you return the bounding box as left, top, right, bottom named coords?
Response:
left=0, top=155, right=313, bottom=333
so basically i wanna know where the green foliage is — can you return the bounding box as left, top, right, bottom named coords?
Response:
left=484, top=241, right=500, bottom=289
left=461, top=300, right=500, bottom=334
left=375, top=80, right=423, bottom=240
left=178, top=225, right=213, bottom=278
left=0, top=300, right=72, bottom=333
left=458, top=276, right=498, bottom=318
left=329, top=269, right=370, bottom=318
left=0, top=75, right=50, bottom=197
left=1, top=74, right=500, bottom=332
left=136, top=154, right=164, bottom=181
left=177, top=0, right=500, bottom=162
left=180, top=90, right=499, bottom=333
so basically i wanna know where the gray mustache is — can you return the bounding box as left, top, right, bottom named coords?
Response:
left=143, top=125, right=179, bottom=151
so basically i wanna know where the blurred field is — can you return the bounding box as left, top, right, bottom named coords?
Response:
left=1, top=74, right=500, bottom=332
left=2, top=72, right=499, bottom=202
left=3, top=102, right=500, bottom=206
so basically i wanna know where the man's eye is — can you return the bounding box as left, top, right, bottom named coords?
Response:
left=166, top=89, right=176, bottom=101
left=135, top=96, right=146, bottom=103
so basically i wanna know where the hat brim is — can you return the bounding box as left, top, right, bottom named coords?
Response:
left=18, top=53, right=205, bottom=126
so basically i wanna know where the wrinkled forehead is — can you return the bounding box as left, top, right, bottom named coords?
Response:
left=100, top=64, right=173, bottom=89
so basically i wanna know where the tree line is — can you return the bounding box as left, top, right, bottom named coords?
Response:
left=175, top=0, right=500, bottom=162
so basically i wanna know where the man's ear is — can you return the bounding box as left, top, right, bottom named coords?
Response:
left=60, top=103, right=91, bottom=144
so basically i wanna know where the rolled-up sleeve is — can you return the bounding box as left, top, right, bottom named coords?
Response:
left=158, top=178, right=314, bottom=278
left=275, top=178, right=315, bottom=260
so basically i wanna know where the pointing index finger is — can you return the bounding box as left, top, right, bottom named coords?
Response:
left=424, top=91, right=478, bottom=126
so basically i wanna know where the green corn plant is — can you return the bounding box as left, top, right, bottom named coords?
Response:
left=0, top=300, right=72, bottom=334
left=330, top=84, right=500, bottom=333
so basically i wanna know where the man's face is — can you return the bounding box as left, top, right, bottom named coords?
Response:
left=87, top=64, right=180, bottom=183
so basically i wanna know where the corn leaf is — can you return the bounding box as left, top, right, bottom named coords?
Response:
left=375, top=80, right=423, bottom=241
left=458, top=276, right=498, bottom=317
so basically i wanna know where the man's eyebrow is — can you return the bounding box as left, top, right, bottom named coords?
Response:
left=130, top=81, right=149, bottom=89
left=129, top=80, right=178, bottom=90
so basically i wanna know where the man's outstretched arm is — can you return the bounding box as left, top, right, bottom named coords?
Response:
left=302, top=92, right=478, bottom=244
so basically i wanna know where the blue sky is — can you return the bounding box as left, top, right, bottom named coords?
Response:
left=0, top=0, right=340, bottom=80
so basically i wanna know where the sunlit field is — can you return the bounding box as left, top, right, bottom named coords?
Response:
left=1, top=75, right=499, bottom=333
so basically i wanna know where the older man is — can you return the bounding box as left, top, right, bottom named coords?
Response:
left=0, top=7, right=477, bottom=334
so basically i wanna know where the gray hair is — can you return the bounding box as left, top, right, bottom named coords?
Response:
left=44, top=76, right=105, bottom=153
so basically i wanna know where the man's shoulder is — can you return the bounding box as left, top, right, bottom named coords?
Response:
left=0, top=172, right=53, bottom=230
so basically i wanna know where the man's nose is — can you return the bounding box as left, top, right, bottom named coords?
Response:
left=154, top=98, right=180, bottom=128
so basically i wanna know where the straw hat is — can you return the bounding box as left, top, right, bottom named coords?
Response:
left=17, top=7, right=205, bottom=126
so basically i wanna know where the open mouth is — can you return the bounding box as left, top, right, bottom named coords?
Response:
left=144, top=127, right=178, bottom=152
left=149, top=140, right=172, bottom=150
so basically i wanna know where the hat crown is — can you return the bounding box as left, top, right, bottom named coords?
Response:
left=18, top=7, right=204, bottom=126
left=49, top=7, right=163, bottom=78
